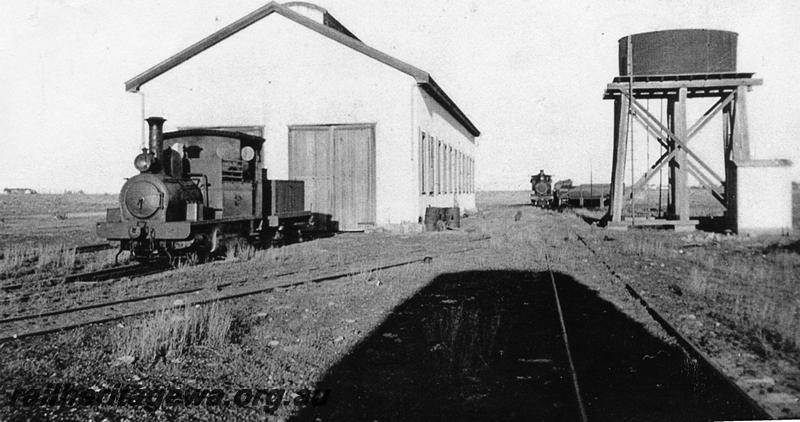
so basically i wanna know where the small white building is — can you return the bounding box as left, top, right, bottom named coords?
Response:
left=126, top=1, right=480, bottom=231
left=733, top=159, right=794, bottom=235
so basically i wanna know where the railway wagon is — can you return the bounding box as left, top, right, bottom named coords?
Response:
left=554, top=182, right=610, bottom=209
left=97, top=117, right=313, bottom=261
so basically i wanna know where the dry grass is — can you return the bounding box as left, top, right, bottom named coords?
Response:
left=249, top=243, right=332, bottom=268
left=352, top=266, right=384, bottom=285
left=37, top=244, right=77, bottom=270
left=651, top=244, right=800, bottom=352
left=423, top=303, right=502, bottom=376
left=620, top=237, right=670, bottom=258
left=0, top=242, right=128, bottom=291
left=80, top=248, right=130, bottom=272
left=0, top=243, right=77, bottom=275
left=224, top=239, right=257, bottom=262
left=685, top=266, right=710, bottom=296
left=0, top=244, right=36, bottom=274
left=571, top=182, right=800, bottom=354
left=113, top=301, right=235, bottom=363
left=468, top=204, right=593, bottom=274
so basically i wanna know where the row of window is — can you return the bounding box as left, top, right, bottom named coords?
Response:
left=419, top=131, right=474, bottom=195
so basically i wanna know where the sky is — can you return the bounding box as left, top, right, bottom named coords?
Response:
left=1, top=0, right=798, bottom=193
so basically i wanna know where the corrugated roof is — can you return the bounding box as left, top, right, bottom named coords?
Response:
left=125, top=1, right=480, bottom=136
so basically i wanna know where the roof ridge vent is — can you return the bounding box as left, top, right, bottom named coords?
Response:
left=282, top=2, right=359, bottom=40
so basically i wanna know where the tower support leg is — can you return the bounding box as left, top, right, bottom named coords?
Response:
left=725, top=86, right=751, bottom=231
left=669, top=87, right=689, bottom=221
left=608, top=95, right=629, bottom=223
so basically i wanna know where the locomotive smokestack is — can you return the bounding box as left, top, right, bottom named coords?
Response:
left=146, top=116, right=166, bottom=158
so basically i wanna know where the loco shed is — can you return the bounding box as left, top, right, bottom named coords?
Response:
left=123, top=2, right=479, bottom=232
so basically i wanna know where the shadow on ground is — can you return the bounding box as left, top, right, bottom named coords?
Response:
left=695, top=216, right=734, bottom=233
left=292, top=271, right=763, bottom=422
left=764, top=238, right=800, bottom=254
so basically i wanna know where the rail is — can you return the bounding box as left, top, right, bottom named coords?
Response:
left=575, top=234, right=773, bottom=420
left=542, top=246, right=590, bottom=422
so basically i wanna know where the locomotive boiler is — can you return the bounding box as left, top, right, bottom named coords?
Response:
left=98, top=117, right=312, bottom=262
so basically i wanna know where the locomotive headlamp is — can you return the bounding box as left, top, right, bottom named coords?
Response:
left=134, top=151, right=156, bottom=172
left=241, top=146, right=255, bottom=161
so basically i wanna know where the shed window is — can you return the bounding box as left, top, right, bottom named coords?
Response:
left=444, top=145, right=453, bottom=193
left=460, top=151, right=464, bottom=193
left=472, top=158, right=475, bottom=193
left=462, top=152, right=466, bottom=193
left=463, top=154, right=467, bottom=193
left=463, top=153, right=467, bottom=193
left=454, top=149, right=458, bottom=193
left=428, top=136, right=435, bottom=194
left=442, top=146, right=446, bottom=194
left=467, top=155, right=471, bottom=193
left=419, top=131, right=426, bottom=194
left=447, top=146, right=452, bottom=194
left=457, top=151, right=461, bottom=194
left=470, top=157, right=473, bottom=193
left=456, top=151, right=462, bottom=193
left=436, top=139, right=442, bottom=195
left=469, top=157, right=473, bottom=193
left=453, top=149, right=458, bottom=193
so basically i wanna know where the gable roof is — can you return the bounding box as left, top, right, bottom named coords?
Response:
left=125, top=2, right=480, bottom=137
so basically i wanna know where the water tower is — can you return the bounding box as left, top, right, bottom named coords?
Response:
left=603, top=29, right=792, bottom=234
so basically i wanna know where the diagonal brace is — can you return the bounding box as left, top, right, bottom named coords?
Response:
left=626, top=94, right=725, bottom=184
left=686, top=161, right=725, bottom=205
left=630, top=114, right=670, bottom=149
left=631, top=149, right=677, bottom=192
left=626, top=101, right=726, bottom=193
left=687, top=92, right=736, bottom=139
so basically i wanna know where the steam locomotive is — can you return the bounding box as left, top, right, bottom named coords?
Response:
left=97, top=117, right=314, bottom=262
left=530, top=169, right=553, bottom=208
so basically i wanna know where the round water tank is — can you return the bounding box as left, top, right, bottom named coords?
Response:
left=618, top=29, right=737, bottom=76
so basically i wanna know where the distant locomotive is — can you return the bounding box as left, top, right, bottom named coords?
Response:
left=97, top=117, right=313, bottom=262
left=530, top=169, right=553, bottom=208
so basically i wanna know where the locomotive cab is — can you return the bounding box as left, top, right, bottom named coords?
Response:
left=163, top=129, right=264, bottom=221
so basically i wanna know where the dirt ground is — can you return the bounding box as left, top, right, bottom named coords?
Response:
left=0, top=194, right=116, bottom=249
left=0, top=191, right=798, bottom=421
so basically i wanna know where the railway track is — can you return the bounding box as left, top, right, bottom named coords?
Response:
left=74, top=242, right=114, bottom=254
left=574, top=233, right=773, bottom=420
left=63, top=262, right=170, bottom=283
left=0, top=244, right=487, bottom=342
left=1, top=233, right=490, bottom=305
left=542, top=251, right=589, bottom=422
left=0, top=259, right=165, bottom=294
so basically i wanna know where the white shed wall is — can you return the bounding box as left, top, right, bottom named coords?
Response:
left=140, top=14, right=425, bottom=225
left=413, top=87, right=477, bottom=217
